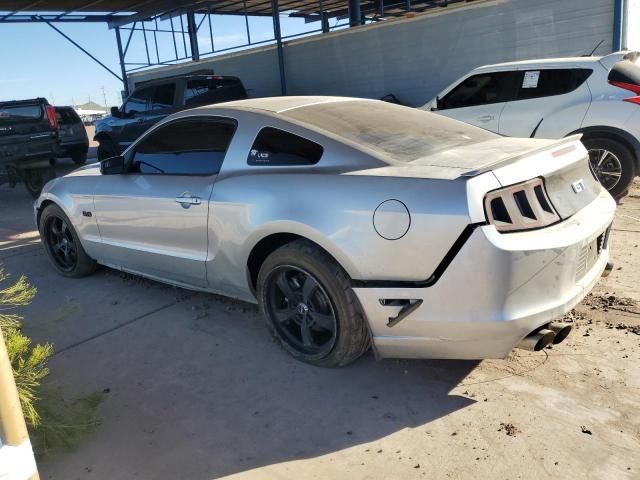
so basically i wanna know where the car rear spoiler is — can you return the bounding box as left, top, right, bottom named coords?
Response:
left=461, top=134, right=584, bottom=177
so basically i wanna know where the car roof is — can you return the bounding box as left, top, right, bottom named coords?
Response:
left=138, top=74, right=241, bottom=87
left=201, top=96, right=363, bottom=114
left=471, top=51, right=632, bottom=72
left=473, top=56, right=601, bottom=71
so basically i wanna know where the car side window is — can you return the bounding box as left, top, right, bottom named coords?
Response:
left=247, top=127, right=323, bottom=166
left=515, top=69, right=592, bottom=100
left=123, top=86, right=155, bottom=114
left=440, top=72, right=518, bottom=109
left=131, top=118, right=236, bottom=175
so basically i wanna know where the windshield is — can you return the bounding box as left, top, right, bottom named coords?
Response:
left=282, top=100, right=496, bottom=164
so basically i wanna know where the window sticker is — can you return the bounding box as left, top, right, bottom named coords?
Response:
left=249, top=148, right=271, bottom=163
left=522, top=71, right=540, bottom=89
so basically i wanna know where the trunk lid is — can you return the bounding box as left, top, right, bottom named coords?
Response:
left=487, top=136, right=601, bottom=220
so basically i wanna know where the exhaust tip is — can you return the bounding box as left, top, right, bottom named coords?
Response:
left=601, top=261, right=614, bottom=278
left=549, top=322, right=572, bottom=344
left=517, top=328, right=555, bottom=352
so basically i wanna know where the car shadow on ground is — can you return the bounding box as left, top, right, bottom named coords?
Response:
left=44, top=278, right=479, bottom=479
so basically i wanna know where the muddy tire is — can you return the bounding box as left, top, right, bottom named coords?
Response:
left=257, top=240, right=370, bottom=367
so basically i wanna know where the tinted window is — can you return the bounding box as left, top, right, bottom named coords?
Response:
left=123, top=83, right=176, bottom=114
left=151, top=83, right=176, bottom=109
left=0, top=105, right=42, bottom=123
left=516, top=69, right=592, bottom=100
left=131, top=118, right=236, bottom=175
left=55, top=108, right=81, bottom=125
left=185, top=78, right=247, bottom=106
left=441, top=72, right=518, bottom=109
left=248, top=127, right=323, bottom=166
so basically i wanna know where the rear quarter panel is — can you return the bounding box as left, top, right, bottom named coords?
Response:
left=205, top=171, right=471, bottom=301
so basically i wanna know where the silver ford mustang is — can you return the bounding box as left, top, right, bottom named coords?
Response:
left=35, top=97, right=616, bottom=367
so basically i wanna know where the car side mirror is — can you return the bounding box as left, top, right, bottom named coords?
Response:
left=100, top=155, right=126, bottom=175
left=110, top=106, right=121, bottom=118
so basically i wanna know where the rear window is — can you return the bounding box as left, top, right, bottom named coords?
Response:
left=283, top=101, right=496, bottom=164
left=55, top=108, right=81, bottom=125
left=516, top=69, right=592, bottom=100
left=248, top=127, right=323, bottom=166
left=185, top=77, right=247, bottom=106
left=0, top=105, right=42, bottom=123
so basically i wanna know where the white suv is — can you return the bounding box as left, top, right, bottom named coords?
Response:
left=425, top=51, right=640, bottom=199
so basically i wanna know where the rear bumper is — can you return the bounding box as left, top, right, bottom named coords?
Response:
left=354, top=189, right=616, bottom=359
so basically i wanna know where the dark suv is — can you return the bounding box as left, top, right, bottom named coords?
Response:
left=0, top=97, right=59, bottom=197
left=95, top=73, right=247, bottom=160
left=55, top=106, right=89, bottom=164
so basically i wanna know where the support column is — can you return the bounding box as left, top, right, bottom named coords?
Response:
left=186, top=11, right=200, bottom=62
left=271, top=0, right=287, bottom=95
left=612, top=0, right=624, bottom=51
left=348, top=0, right=361, bottom=27
left=321, top=12, right=330, bottom=33
left=115, top=26, right=129, bottom=97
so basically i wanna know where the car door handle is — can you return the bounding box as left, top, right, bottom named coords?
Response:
left=175, top=196, right=201, bottom=205
left=478, top=115, right=495, bottom=122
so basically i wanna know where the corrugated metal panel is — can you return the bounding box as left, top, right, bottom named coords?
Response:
left=130, top=0, right=614, bottom=106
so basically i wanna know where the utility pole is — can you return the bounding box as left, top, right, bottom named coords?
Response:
left=100, top=86, right=108, bottom=109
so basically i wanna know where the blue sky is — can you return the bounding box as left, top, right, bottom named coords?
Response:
left=0, top=13, right=331, bottom=106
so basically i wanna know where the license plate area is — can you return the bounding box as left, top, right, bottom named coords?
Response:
left=576, top=238, right=599, bottom=281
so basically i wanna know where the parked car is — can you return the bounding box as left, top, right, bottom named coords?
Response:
left=95, top=73, right=247, bottom=160
left=55, top=106, right=89, bottom=164
left=425, top=51, right=640, bottom=199
left=0, top=97, right=58, bottom=197
left=36, top=97, right=615, bottom=366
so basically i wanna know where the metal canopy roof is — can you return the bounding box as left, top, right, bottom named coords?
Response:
left=0, top=0, right=472, bottom=97
left=0, top=0, right=471, bottom=26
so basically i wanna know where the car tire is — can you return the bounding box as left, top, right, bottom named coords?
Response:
left=583, top=137, right=636, bottom=200
left=72, top=152, right=87, bottom=165
left=22, top=166, right=55, bottom=199
left=97, top=138, right=120, bottom=161
left=257, top=239, right=370, bottom=367
left=39, top=204, right=96, bottom=278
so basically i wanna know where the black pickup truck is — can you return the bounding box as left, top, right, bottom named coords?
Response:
left=0, top=98, right=59, bottom=197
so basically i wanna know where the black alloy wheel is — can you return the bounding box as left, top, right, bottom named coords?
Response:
left=44, top=215, right=77, bottom=272
left=265, top=265, right=338, bottom=358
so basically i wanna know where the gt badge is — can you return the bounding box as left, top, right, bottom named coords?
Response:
left=571, top=179, right=585, bottom=194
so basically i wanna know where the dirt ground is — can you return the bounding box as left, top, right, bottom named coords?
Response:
left=0, top=175, right=639, bottom=480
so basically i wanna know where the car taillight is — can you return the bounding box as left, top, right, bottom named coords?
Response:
left=484, top=178, right=560, bottom=233
left=609, top=80, right=640, bottom=105
left=45, top=104, right=58, bottom=130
